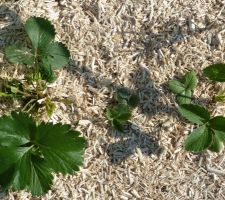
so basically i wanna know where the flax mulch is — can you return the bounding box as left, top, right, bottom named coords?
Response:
left=1, top=0, right=225, bottom=199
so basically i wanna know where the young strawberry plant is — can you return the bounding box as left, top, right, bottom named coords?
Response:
left=106, top=88, right=139, bottom=132
left=0, top=111, right=86, bottom=196
left=169, top=65, right=225, bottom=153
left=168, top=71, right=198, bottom=105
left=3, top=17, right=70, bottom=116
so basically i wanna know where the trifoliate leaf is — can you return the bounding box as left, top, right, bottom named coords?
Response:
left=208, top=133, right=224, bottom=153
left=44, top=42, right=70, bottom=69
left=25, top=17, right=55, bottom=49
left=209, top=116, right=225, bottom=142
left=176, top=90, right=192, bottom=105
left=182, top=71, right=198, bottom=90
left=168, top=80, right=185, bottom=94
left=5, top=45, right=34, bottom=65
left=116, top=88, right=139, bottom=109
left=178, top=104, right=210, bottom=125
left=0, top=112, right=86, bottom=196
left=203, top=63, right=225, bottom=82
left=184, top=125, right=212, bottom=152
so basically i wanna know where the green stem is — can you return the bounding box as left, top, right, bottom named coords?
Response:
left=22, top=98, right=36, bottom=112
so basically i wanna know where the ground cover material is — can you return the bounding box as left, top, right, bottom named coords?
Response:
left=1, top=0, right=225, bottom=199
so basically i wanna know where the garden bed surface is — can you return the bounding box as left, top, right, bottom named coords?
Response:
left=1, top=0, right=225, bottom=199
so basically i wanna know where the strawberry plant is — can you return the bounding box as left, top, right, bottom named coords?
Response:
left=169, top=65, right=225, bottom=153
left=5, top=17, right=70, bottom=82
left=0, top=16, right=87, bottom=197
left=168, top=71, right=198, bottom=105
left=3, top=17, right=70, bottom=116
left=106, top=88, right=139, bottom=132
left=0, top=111, right=86, bottom=196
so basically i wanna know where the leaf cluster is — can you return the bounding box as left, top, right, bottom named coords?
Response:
left=0, top=112, right=86, bottom=196
left=0, top=17, right=86, bottom=196
left=5, top=17, right=70, bottom=83
left=169, top=65, right=225, bottom=153
left=106, top=88, right=139, bottom=132
left=3, top=17, right=70, bottom=116
left=179, top=104, right=225, bottom=152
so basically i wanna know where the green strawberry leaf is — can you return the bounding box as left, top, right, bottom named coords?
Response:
left=25, top=17, right=55, bottom=49
left=209, top=116, right=225, bottom=142
left=208, top=133, right=223, bottom=153
left=112, top=119, right=124, bottom=132
left=176, top=90, right=192, bottom=105
left=128, top=94, right=140, bottom=108
left=116, top=111, right=132, bottom=122
left=5, top=45, right=34, bottom=65
left=182, top=71, right=198, bottom=90
left=168, top=80, right=185, bottom=94
left=184, top=125, right=212, bottom=152
left=44, top=42, right=70, bottom=69
left=35, top=122, right=86, bottom=174
left=107, top=104, right=132, bottom=122
left=0, top=112, right=35, bottom=147
left=0, top=112, right=86, bottom=196
left=0, top=147, right=31, bottom=190
left=203, top=63, right=225, bottom=82
left=116, top=88, right=131, bottom=102
left=106, top=108, right=117, bottom=121
left=178, top=104, right=210, bottom=125
left=39, top=59, right=57, bottom=83
left=10, top=151, right=53, bottom=196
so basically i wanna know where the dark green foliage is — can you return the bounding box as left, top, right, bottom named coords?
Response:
left=0, top=112, right=86, bottom=196
left=116, top=88, right=140, bottom=108
left=5, top=17, right=70, bottom=82
left=106, top=88, right=139, bottom=132
left=203, top=63, right=225, bottom=82
left=179, top=104, right=225, bottom=152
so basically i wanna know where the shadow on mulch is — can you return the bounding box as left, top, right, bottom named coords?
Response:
left=0, top=6, right=25, bottom=110
left=105, top=122, right=162, bottom=164
left=67, top=60, right=173, bottom=164
left=67, top=11, right=221, bottom=163
left=0, top=5, right=24, bottom=52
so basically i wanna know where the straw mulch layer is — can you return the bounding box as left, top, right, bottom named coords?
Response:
left=1, top=0, right=225, bottom=199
